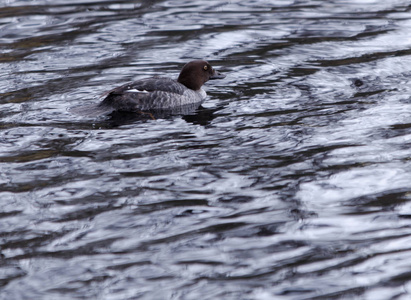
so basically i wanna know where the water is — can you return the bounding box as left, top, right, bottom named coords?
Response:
left=1, top=0, right=411, bottom=299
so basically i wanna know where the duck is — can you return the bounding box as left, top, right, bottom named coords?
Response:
left=99, top=60, right=225, bottom=113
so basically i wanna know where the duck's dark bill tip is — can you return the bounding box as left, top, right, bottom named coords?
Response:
left=210, top=71, right=226, bottom=80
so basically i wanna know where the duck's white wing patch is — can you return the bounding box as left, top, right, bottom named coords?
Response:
left=125, top=89, right=150, bottom=93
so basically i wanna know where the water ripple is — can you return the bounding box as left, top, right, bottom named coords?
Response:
left=2, top=0, right=411, bottom=299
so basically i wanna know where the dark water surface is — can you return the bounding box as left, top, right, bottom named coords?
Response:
left=2, top=0, right=411, bottom=299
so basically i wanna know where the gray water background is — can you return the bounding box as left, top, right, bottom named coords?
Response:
left=2, top=0, right=411, bottom=299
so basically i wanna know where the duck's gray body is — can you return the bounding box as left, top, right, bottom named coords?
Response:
left=100, top=77, right=206, bottom=112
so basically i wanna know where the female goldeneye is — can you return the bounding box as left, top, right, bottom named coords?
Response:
left=100, top=60, right=225, bottom=112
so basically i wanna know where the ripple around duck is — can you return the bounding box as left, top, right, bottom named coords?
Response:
left=2, top=0, right=411, bottom=299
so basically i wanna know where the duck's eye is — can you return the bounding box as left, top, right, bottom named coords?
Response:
left=203, top=65, right=208, bottom=71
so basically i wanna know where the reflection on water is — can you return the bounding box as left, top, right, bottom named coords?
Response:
left=2, top=0, right=411, bottom=299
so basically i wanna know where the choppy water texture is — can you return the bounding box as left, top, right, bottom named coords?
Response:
left=2, top=0, right=411, bottom=299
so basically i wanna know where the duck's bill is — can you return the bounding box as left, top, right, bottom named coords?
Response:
left=210, top=70, right=226, bottom=79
